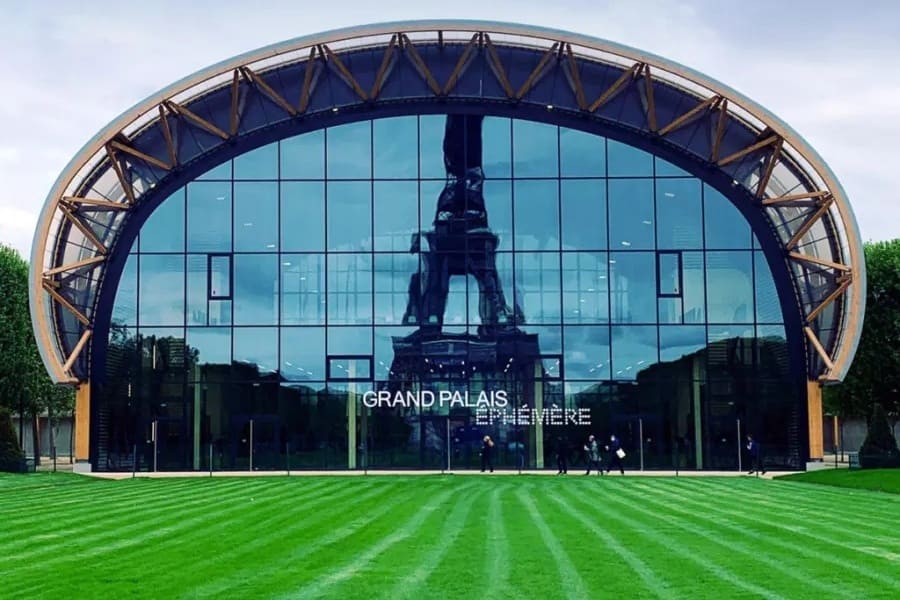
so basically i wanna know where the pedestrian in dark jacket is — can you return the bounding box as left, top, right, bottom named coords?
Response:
left=605, top=434, right=625, bottom=475
left=584, top=435, right=602, bottom=475
left=480, top=435, right=494, bottom=473
left=555, top=436, right=568, bottom=475
left=746, top=434, right=765, bottom=475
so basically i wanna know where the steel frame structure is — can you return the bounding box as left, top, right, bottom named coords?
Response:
left=30, top=20, right=865, bottom=387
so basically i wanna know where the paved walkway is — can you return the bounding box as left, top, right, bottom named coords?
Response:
left=87, top=469, right=790, bottom=480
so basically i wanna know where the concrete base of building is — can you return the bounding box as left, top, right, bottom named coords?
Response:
left=805, top=460, right=831, bottom=471
left=72, top=460, right=92, bottom=474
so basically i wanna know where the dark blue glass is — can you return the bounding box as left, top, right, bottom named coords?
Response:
left=234, top=142, right=278, bottom=180
left=755, top=252, right=781, bottom=323
left=561, top=180, right=606, bottom=251
left=609, top=252, right=656, bottom=324
left=608, top=179, right=654, bottom=250
left=281, top=182, right=325, bottom=252
left=704, top=184, right=751, bottom=249
left=234, top=182, right=277, bottom=251
left=233, top=254, right=278, bottom=325
left=483, top=180, right=512, bottom=241
left=281, top=130, right=324, bottom=179
left=112, top=252, right=137, bottom=326
left=187, top=181, right=231, bottom=253
left=141, top=188, right=185, bottom=253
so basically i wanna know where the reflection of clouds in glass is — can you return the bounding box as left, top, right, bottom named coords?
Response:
left=327, top=122, right=371, bottom=179
left=281, top=327, right=324, bottom=381
left=233, top=255, right=278, bottom=325
left=612, top=326, right=658, bottom=380
left=188, top=327, right=231, bottom=368
left=138, top=255, right=183, bottom=326
left=233, top=328, right=277, bottom=372
left=564, top=326, right=610, bottom=380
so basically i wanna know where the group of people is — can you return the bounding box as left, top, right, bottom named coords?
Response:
left=561, top=434, right=626, bottom=476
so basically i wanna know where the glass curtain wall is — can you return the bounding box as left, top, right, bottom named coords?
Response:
left=95, top=115, right=800, bottom=472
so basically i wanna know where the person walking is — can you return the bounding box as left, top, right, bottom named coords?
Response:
left=746, top=434, right=765, bottom=475
left=605, top=434, right=625, bottom=475
left=555, top=436, right=568, bottom=475
left=480, top=435, right=494, bottom=473
left=583, top=435, right=602, bottom=475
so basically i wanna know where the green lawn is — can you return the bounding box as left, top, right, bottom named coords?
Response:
left=1, top=473, right=899, bottom=599
left=776, top=468, right=900, bottom=494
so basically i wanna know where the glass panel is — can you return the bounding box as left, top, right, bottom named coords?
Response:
left=609, top=252, right=656, bottom=324
left=563, top=326, right=610, bottom=380
left=419, top=115, right=445, bottom=179
left=706, top=251, right=754, bottom=324
left=755, top=252, right=782, bottom=324
left=209, top=255, right=231, bottom=298
left=515, top=252, right=561, bottom=324
left=483, top=180, right=512, bottom=242
left=608, top=179, right=654, bottom=250
left=513, top=120, right=557, bottom=178
left=562, top=252, right=609, bottom=324
left=659, top=326, right=706, bottom=362
left=561, top=180, right=606, bottom=251
left=138, top=255, right=184, bottom=326
left=658, top=252, right=681, bottom=295
left=187, top=181, right=231, bottom=252
left=141, top=188, right=184, bottom=253
left=560, top=127, right=605, bottom=177
left=656, top=179, right=702, bottom=249
left=281, top=182, right=325, bottom=252
left=111, top=253, right=137, bottom=326
left=234, top=182, right=277, bottom=251
left=327, top=254, right=373, bottom=325
left=233, top=254, right=278, bottom=325
left=234, top=142, right=277, bottom=180
left=611, top=326, right=658, bottom=380
left=374, top=253, right=418, bottom=325
left=374, top=181, right=418, bottom=251
left=327, top=121, right=371, bottom=180
left=281, top=130, right=324, bottom=179
left=186, top=255, right=207, bottom=326
left=280, top=327, right=325, bottom=381
left=704, top=184, right=751, bottom=249
left=327, top=182, right=371, bottom=251
left=482, top=117, right=511, bottom=178
left=329, top=357, right=371, bottom=380
left=607, top=140, right=652, bottom=176
left=233, top=328, right=278, bottom=375
left=196, top=161, right=231, bottom=181
left=328, top=327, right=373, bottom=355
left=281, top=254, right=325, bottom=325
left=187, top=327, right=231, bottom=372
left=655, top=157, right=691, bottom=177
left=682, top=251, right=706, bottom=323
left=373, top=116, right=417, bottom=179
left=514, top=180, right=559, bottom=251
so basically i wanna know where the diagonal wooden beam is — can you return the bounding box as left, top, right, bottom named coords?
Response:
left=158, top=105, right=177, bottom=167
left=442, top=33, right=480, bottom=95
left=762, top=190, right=829, bottom=206
left=230, top=69, right=241, bottom=135
left=370, top=34, right=398, bottom=99
left=785, top=196, right=834, bottom=250
left=240, top=66, right=297, bottom=116
left=710, top=99, right=729, bottom=162
left=42, top=280, right=90, bottom=327
left=61, top=196, right=128, bottom=211
left=804, top=326, right=835, bottom=372
left=61, top=207, right=107, bottom=254
left=717, top=134, right=780, bottom=167
left=62, top=329, right=93, bottom=373
left=789, top=251, right=851, bottom=272
left=561, top=44, right=587, bottom=109
left=43, top=255, right=106, bottom=277
left=658, top=95, right=720, bottom=137
left=108, top=140, right=171, bottom=171
left=104, top=145, right=136, bottom=205
left=320, top=44, right=369, bottom=100
left=642, top=64, right=657, bottom=132
left=298, top=47, right=319, bottom=113
left=482, top=33, right=515, bottom=99
left=806, top=278, right=851, bottom=323
left=399, top=34, right=441, bottom=96
left=516, top=42, right=560, bottom=101
left=163, top=100, right=229, bottom=140
left=755, top=138, right=783, bottom=198
left=589, top=62, right=641, bottom=113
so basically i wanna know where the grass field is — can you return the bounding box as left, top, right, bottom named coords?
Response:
left=1, top=473, right=899, bottom=599
left=776, top=468, right=900, bottom=494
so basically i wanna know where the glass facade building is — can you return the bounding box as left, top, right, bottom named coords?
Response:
left=97, top=115, right=799, bottom=472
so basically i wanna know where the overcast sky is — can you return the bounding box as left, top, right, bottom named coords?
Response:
left=1, top=0, right=898, bottom=257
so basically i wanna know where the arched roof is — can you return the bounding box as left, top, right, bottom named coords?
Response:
left=29, top=20, right=865, bottom=385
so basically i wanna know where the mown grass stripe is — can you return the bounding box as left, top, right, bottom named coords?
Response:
left=482, top=485, right=511, bottom=599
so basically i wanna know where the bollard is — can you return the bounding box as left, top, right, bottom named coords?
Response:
left=249, top=419, right=254, bottom=472
left=132, top=444, right=137, bottom=479
left=639, top=418, right=644, bottom=472
left=736, top=419, right=742, bottom=473
left=286, top=442, right=291, bottom=476
left=209, top=443, right=213, bottom=477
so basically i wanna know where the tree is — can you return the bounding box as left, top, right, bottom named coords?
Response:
left=859, top=404, right=900, bottom=468
left=825, top=240, right=900, bottom=422
left=0, top=408, right=24, bottom=472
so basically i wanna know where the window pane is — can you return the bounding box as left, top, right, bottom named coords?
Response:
left=328, top=357, right=371, bottom=380
left=281, top=254, right=325, bottom=325
left=209, top=255, right=231, bottom=298
left=515, top=252, right=560, bottom=324
left=233, top=254, right=278, bottom=325
left=513, top=120, right=558, bottom=178
left=187, top=327, right=231, bottom=371
left=233, top=327, right=278, bottom=375
left=611, top=325, right=658, bottom=380
left=562, top=252, right=609, bottom=324
left=514, top=180, right=559, bottom=251
left=373, top=116, right=417, bottom=179
left=139, top=255, right=184, bottom=326
left=186, top=255, right=207, bottom=326
left=374, top=181, right=418, bottom=251
left=483, top=180, right=512, bottom=242
left=281, top=182, right=324, bottom=252
left=141, top=188, right=184, bottom=252
left=560, top=127, right=605, bottom=177
left=755, top=251, right=782, bottom=323
left=327, top=254, right=373, bottom=324
left=483, top=117, right=512, bottom=178
left=234, top=142, right=277, bottom=180
left=656, top=179, right=702, bottom=249
left=187, top=181, right=231, bottom=252
left=704, top=184, right=750, bottom=249
left=706, top=251, right=754, bottom=323
left=655, top=157, right=691, bottom=177
left=234, top=182, right=277, bottom=251
left=327, top=182, right=371, bottom=251
left=328, top=326, right=373, bottom=355
left=561, top=180, right=606, bottom=251
left=112, top=252, right=137, bottom=325
left=682, top=251, right=706, bottom=323
left=281, top=327, right=325, bottom=381
left=419, top=115, right=445, bottom=179
left=281, top=130, right=324, bottom=179
left=610, top=252, right=656, bottom=324
left=327, top=121, right=371, bottom=179
left=658, top=252, right=681, bottom=295
left=609, top=179, right=654, bottom=250
left=607, top=140, right=652, bottom=176
left=196, top=161, right=231, bottom=181
left=659, top=326, right=706, bottom=362
left=374, top=253, right=418, bottom=325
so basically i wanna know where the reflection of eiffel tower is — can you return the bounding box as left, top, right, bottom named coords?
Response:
left=389, top=115, right=539, bottom=388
